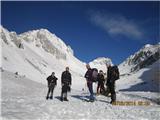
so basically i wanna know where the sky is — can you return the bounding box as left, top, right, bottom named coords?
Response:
left=1, top=1, right=159, bottom=65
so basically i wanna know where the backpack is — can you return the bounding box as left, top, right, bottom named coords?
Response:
left=91, top=68, right=98, bottom=82
left=111, top=66, right=120, bottom=81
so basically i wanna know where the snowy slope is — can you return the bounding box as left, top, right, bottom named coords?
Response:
left=1, top=26, right=86, bottom=90
left=1, top=70, right=160, bottom=120
left=119, top=43, right=160, bottom=75
left=117, top=59, right=160, bottom=92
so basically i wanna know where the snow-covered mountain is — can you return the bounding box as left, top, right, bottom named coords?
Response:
left=1, top=26, right=160, bottom=120
left=1, top=26, right=159, bottom=91
left=0, top=26, right=86, bottom=89
left=119, top=43, right=160, bottom=75
left=117, top=43, right=160, bottom=93
left=89, top=57, right=112, bottom=72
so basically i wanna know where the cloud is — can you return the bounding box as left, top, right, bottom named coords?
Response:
left=89, top=11, right=144, bottom=40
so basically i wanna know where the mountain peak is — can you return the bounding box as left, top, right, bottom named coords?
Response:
left=119, top=43, right=160, bottom=74
left=90, top=57, right=112, bottom=65
left=143, top=44, right=152, bottom=49
left=37, top=28, right=56, bottom=36
left=19, top=28, right=55, bottom=38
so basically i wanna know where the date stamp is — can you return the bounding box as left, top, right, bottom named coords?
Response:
left=112, top=101, right=150, bottom=106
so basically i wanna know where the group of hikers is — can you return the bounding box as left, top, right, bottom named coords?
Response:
left=46, top=63, right=119, bottom=104
left=46, top=67, right=71, bottom=101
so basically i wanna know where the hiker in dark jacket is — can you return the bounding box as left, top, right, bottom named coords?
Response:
left=97, top=70, right=105, bottom=95
left=84, top=64, right=95, bottom=101
left=46, top=72, right=58, bottom=100
left=106, top=63, right=117, bottom=104
left=61, top=67, right=72, bottom=101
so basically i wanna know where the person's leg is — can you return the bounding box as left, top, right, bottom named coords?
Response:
left=105, top=83, right=111, bottom=96
left=64, top=92, right=68, bottom=101
left=87, top=82, right=94, bottom=100
left=99, top=83, right=102, bottom=94
left=61, top=91, right=63, bottom=100
left=87, top=82, right=91, bottom=93
left=46, top=88, right=51, bottom=99
left=50, top=86, right=55, bottom=99
left=97, top=83, right=100, bottom=94
left=64, top=84, right=69, bottom=101
left=61, top=85, right=64, bottom=101
left=100, top=83, right=105, bottom=94
left=110, top=83, right=116, bottom=103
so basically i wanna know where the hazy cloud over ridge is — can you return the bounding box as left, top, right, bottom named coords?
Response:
left=89, top=11, right=144, bottom=40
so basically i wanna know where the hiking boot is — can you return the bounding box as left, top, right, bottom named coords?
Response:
left=110, top=100, right=116, bottom=105
left=46, top=96, right=49, bottom=100
left=64, top=98, right=69, bottom=101
left=60, top=97, right=63, bottom=101
left=96, top=93, right=100, bottom=96
left=89, top=98, right=95, bottom=102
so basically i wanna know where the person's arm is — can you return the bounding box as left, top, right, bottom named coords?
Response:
left=69, top=73, right=72, bottom=85
left=55, top=77, right=58, bottom=85
left=84, top=72, right=87, bottom=78
left=46, top=76, right=50, bottom=86
left=97, top=74, right=100, bottom=82
left=85, top=70, right=91, bottom=79
left=102, top=75, right=105, bottom=83
left=84, top=71, right=88, bottom=78
left=61, top=72, right=63, bottom=85
left=47, top=76, right=50, bottom=81
left=107, top=69, right=110, bottom=81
